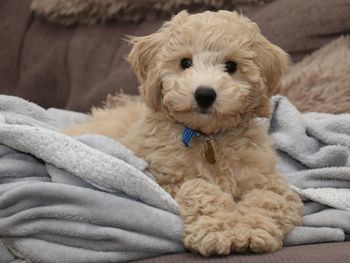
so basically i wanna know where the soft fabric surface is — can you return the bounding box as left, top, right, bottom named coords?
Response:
left=0, top=95, right=349, bottom=262
left=0, top=96, right=183, bottom=263
left=268, top=97, right=350, bottom=245
left=279, top=36, right=350, bottom=114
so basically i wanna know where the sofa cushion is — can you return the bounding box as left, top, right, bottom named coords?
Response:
left=278, top=36, right=350, bottom=114
left=249, top=0, right=350, bottom=62
left=0, top=0, right=349, bottom=112
left=131, top=242, right=350, bottom=263
left=0, top=0, right=159, bottom=111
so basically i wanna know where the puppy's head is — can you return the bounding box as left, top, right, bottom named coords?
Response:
left=128, top=11, right=288, bottom=134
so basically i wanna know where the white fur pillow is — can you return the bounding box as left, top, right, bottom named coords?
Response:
left=30, top=0, right=273, bottom=25
left=279, top=36, right=350, bottom=114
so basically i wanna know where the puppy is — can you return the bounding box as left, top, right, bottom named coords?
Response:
left=66, top=10, right=303, bottom=256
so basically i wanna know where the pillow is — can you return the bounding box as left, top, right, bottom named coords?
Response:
left=278, top=36, right=350, bottom=114
left=249, top=0, right=350, bottom=62
left=1, top=0, right=349, bottom=112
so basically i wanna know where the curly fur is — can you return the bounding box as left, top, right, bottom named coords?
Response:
left=66, top=10, right=303, bottom=256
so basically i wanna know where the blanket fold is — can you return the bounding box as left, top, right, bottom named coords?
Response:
left=0, top=95, right=349, bottom=262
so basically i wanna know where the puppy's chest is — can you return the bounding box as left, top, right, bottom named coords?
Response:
left=142, top=134, right=240, bottom=196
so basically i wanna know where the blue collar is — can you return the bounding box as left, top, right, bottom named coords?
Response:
left=182, top=127, right=199, bottom=147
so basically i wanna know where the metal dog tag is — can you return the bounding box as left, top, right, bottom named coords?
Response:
left=204, top=136, right=217, bottom=164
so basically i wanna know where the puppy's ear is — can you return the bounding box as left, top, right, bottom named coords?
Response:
left=251, top=32, right=289, bottom=117
left=253, top=34, right=289, bottom=96
left=128, top=10, right=189, bottom=110
left=221, top=12, right=288, bottom=94
left=128, top=32, right=163, bottom=84
left=128, top=32, right=164, bottom=110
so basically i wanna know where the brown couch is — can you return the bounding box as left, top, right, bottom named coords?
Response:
left=1, top=0, right=349, bottom=112
left=1, top=0, right=350, bottom=262
left=133, top=242, right=350, bottom=263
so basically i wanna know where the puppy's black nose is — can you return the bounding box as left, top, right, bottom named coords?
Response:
left=194, top=86, right=216, bottom=108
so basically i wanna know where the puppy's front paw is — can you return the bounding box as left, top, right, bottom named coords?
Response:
left=230, top=224, right=282, bottom=253
left=183, top=224, right=232, bottom=256
left=182, top=215, right=236, bottom=256
left=183, top=214, right=283, bottom=256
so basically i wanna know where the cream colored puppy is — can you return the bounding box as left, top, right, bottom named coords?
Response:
left=66, top=10, right=303, bottom=256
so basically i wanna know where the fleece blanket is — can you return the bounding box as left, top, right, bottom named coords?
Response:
left=0, top=95, right=349, bottom=262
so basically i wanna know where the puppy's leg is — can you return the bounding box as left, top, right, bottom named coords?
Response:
left=176, top=178, right=236, bottom=256
left=176, top=175, right=303, bottom=256
left=229, top=173, right=303, bottom=253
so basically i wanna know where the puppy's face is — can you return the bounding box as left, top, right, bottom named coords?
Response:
left=128, top=11, right=288, bottom=134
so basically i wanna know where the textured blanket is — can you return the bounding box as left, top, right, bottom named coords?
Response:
left=0, top=95, right=349, bottom=262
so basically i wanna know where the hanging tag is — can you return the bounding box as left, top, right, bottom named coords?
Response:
left=204, top=136, right=217, bottom=164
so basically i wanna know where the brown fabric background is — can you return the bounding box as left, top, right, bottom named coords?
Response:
left=0, top=0, right=159, bottom=111
left=0, top=0, right=349, bottom=112
left=131, top=242, right=350, bottom=263
left=30, top=0, right=240, bottom=25
left=248, top=0, right=350, bottom=62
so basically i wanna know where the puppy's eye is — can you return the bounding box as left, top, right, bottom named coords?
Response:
left=180, top=58, right=192, bottom=69
left=225, top=61, right=237, bottom=74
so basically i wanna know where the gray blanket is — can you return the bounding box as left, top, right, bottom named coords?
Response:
left=0, top=95, right=349, bottom=263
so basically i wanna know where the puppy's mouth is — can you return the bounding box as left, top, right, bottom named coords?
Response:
left=196, top=107, right=212, bottom=114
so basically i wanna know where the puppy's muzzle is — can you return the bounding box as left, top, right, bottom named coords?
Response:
left=195, top=86, right=216, bottom=109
